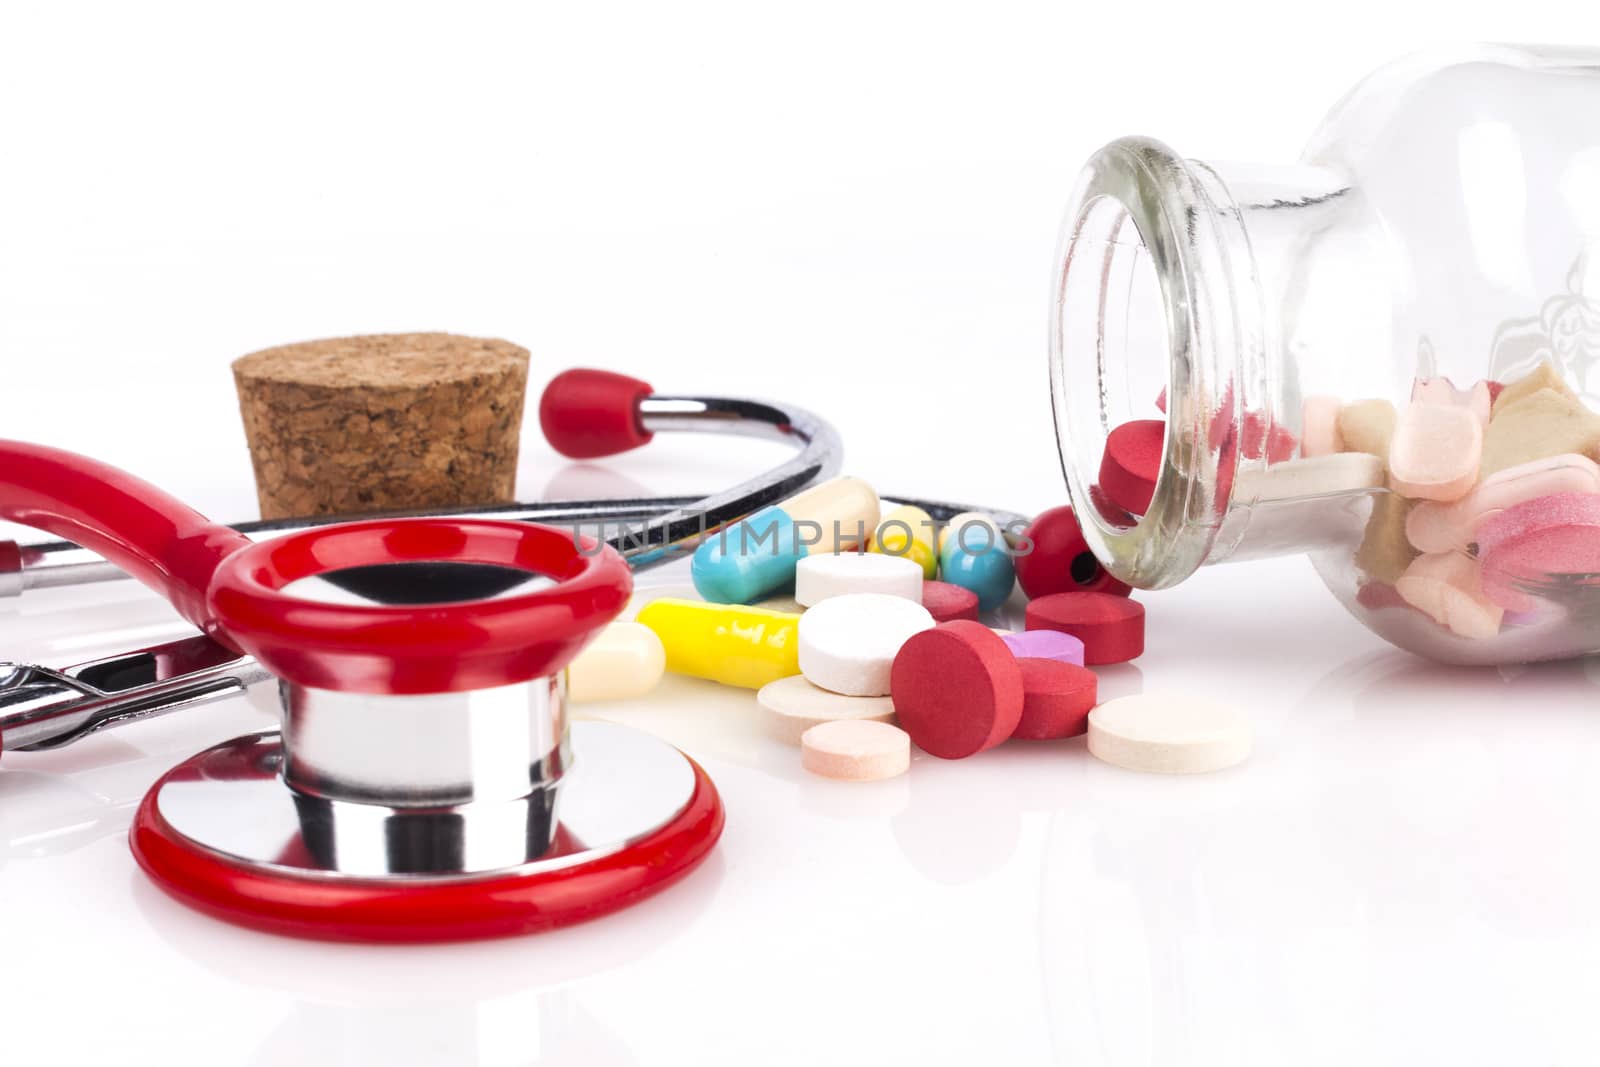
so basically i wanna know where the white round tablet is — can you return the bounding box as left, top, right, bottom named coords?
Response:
left=757, top=674, right=897, bottom=745
left=797, top=593, right=935, bottom=696
left=800, top=719, right=911, bottom=781
left=795, top=552, right=923, bottom=608
left=1087, top=694, right=1251, bottom=774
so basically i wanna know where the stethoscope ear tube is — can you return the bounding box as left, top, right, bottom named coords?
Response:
left=2, top=378, right=845, bottom=596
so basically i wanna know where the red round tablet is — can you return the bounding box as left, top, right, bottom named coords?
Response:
left=1024, top=592, right=1145, bottom=665
left=890, top=621, right=1023, bottom=759
left=1012, top=659, right=1098, bottom=741
left=920, top=580, right=980, bottom=623
left=1014, top=505, right=1132, bottom=600
left=1098, top=420, right=1164, bottom=516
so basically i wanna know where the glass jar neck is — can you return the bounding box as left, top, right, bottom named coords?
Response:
left=1050, top=137, right=1384, bottom=589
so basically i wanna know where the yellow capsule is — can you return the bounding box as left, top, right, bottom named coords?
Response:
left=869, top=503, right=938, bottom=579
left=635, top=598, right=802, bottom=689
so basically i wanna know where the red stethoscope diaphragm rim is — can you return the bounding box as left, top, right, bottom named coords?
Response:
left=207, top=518, right=632, bottom=694
left=130, top=736, right=724, bottom=943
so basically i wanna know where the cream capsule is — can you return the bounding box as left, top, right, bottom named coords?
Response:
left=566, top=621, right=667, bottom=702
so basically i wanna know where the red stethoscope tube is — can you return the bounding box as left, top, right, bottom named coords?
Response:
left=1, top=441, right=254, bottom=647
left=0, top=440, right=632, bottom=694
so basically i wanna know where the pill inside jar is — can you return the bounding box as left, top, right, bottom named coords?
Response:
left=1074, top=359, right=1600, bottom=664
left=1048, top=60, right=1600, bottom=666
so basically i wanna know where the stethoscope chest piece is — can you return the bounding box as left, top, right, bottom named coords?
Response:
left=0, top=441, right=724, bottom=943
left=121, top=517, right=724, bottom=942
left=131, top=720, right=721, bottom=942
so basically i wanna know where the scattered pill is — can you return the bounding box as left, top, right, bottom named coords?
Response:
left=1098, top=419, right=1163, bottom=515
left=636, top=598, right=801, bottom=689
left=937, top=511, right=1016, bottom=612
left=798, top=593, right=935, bottom=696
left=1388, top=402, right=1482, bottom=501
left=1087, top=694, right=1250, bottom=774
left=1013, top=505, right=1131, bottom=599
left=1355, top=580, right=1411, bottom=613
left=1207, top=383, right=1236, bottom=449
left=1012, top=659, right=1098, bottom=741
left=870, top=503, right=939, bottom=579
left=1493, top=360, right=1573, bottom=412
left=1000, top=629, right=1085, bottom=666
left=1404, top=453, right=1600, bottom=553
left=1355, top=492, right=1417, bottom=584
left=795, top=551, right=923, bottom=608
left=1394, top=551, right=1505, bottom=637
left=691, top=476, right=880, bottom=604
left=890, top=621, right=1023, bottom=759
left=1478, top=491, right=1600, bottom=611
left=1412, top=376, right=1492, bottom=425
left=1300, top=395, right=1345, bottom=457
left=800, top=720, right=911, bottom=781
left=1234, top=452, right=1385, bottom=501
left=1024, top=592, right=1145, bottom=665
left=1240, top=412, right=1297, bottom=462
left=1502, top=605, right=1549, bottom=627
left=566, top=621, right=666, bottom=702
left=1479, top=388, right=1600, bottom=478
left=1465, top=380, right=1494, bottom=424
left=920, top=580, right=980, bottom=623
left=1337, top=398, right=1398, bottom=459
left=757, top=674, right=896, bottom=746
left=1410, top=377, right=1458, bottom=404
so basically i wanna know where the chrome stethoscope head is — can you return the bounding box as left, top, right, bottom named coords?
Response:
left=0, top=368, right=1028, bottom=939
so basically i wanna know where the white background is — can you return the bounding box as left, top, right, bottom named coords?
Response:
left=5, top=4, right=1600, bottom=1065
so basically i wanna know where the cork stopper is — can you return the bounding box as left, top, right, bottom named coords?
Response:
left=232, top=333, right=530, bottom=520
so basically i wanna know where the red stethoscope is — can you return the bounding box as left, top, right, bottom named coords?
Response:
left=0, top=369, right=762, bottom=943
left=0, top=368, right=1029, bottom=942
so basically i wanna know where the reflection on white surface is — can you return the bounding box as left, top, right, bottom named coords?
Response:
left=16, top=552, right=1600, bottom=1062
left=251, top=991, right=635, bottom=1067
left=1037, top=638, right=1600, bottom=1066
left=541, top=462, right=658, bottom=503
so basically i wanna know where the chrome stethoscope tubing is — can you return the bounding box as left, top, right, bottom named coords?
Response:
left=1, top=393, right=844, bottom=597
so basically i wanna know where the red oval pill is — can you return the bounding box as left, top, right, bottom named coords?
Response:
left=1098, top=420, right=1164, bottom=516
left=890, top=621, right=1023, bottom=759
left=1024, top=592, right=1145, bottom=665
left=1014, top=505, right=1132, bottom=600
left=1012, top=659, right=1098, bottom=741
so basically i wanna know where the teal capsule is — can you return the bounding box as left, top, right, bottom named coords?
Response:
left=938, top=511, right=1016, bottom=612
left=691, top=477, right=880, bottom=604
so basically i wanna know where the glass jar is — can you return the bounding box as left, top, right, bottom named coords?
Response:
left=1050, top=45, right=1600, bottom=664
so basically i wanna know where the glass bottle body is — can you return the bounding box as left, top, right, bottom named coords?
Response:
left=1051, top=46, right=1600, bottom=663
